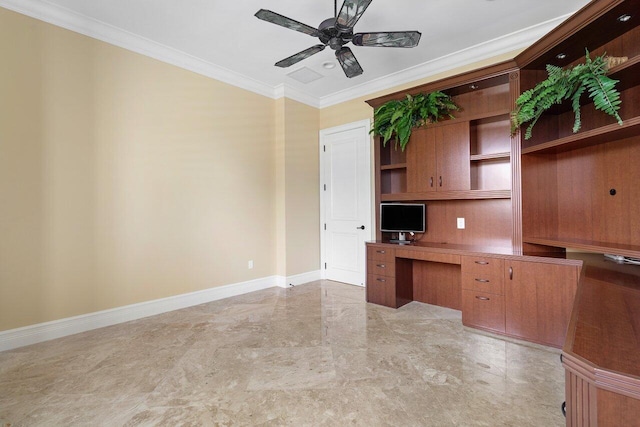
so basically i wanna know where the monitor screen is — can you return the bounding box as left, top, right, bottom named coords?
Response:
left=380, top=203, right=426, bottom=233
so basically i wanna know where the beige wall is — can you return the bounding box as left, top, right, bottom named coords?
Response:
left=282, top=99, right=320, bottom=277
left=273, top=98, right=320, bottom=278
left=0, top=9, right=279, bottom=330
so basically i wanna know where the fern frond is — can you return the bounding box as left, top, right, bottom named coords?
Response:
left=571, top=85, right=586, bottom=133
left=371, top=90, right=459, bottom=150
left=512, top=50, right=623, bottom=139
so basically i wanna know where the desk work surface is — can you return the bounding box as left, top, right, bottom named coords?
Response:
left=563, top=253, right=640, bottom=380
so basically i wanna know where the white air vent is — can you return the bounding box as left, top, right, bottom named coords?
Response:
left=286, top=67, right=324, bottom=84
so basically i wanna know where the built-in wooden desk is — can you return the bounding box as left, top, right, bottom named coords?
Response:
left=366, top=241, right=581, bottom=348
left=562, top=253, right=640, bottom=426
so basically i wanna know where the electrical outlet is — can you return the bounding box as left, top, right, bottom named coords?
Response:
left=457, top=218, right=465, bottom=229
left=248, top=260, right=254, bottom=269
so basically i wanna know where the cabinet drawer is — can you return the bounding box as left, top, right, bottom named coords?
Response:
left=366, top=274, right=396, bottom=307
left=461, top=256, right=504, bottom=276
left=367, top=246, right=395, bottom=262
left=367, top=259, right=395, bottom=277
left=461, top=272, right=504, bottom=295
left=396, top=249, right=460, bottom=265
left=462, top=290, right=505, bottom=334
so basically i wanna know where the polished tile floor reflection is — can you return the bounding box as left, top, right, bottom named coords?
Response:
left=0, top=281, right=566, bottom=426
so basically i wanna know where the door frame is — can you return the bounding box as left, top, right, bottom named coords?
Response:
left=319, top=119, right=373, bottom=285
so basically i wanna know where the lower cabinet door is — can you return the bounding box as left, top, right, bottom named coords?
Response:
left=505, top=260, right=578, bottom=347
left=366, top=274, right=396, bottom=308
left=462, top=290, right=505, bottom=334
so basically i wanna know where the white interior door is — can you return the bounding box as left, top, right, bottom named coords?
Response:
left=320, top=120, right=372, bottom=286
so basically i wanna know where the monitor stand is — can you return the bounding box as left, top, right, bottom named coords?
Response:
left=390, top=232, right=412, bottom=244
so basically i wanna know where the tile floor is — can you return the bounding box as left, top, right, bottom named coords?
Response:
left=0, top=281, right=566, bottom=426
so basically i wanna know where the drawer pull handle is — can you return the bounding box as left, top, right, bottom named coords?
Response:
left=475, top=278, right=490, bottom=283
left=509, top=266, right=513, bottom=280
left=377, top=264, right=386, bottom=268
left=474, top=261, right=489, bottom=265
left=376, top=278, right=386, bottom=283
left=475, top=296, right=490, bottom=301
left=376, top=250, right=386, bottom=254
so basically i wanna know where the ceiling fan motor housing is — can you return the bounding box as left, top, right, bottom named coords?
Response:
left=318, top=17, right=352, bottom=50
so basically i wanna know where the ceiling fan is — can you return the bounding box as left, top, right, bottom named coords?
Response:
left=255, top=0, right=421, bottom=78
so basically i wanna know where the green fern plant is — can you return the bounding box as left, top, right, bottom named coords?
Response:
left=371, top=91, right=460, bottom=151
left=511, top=50, right=623, bottom=140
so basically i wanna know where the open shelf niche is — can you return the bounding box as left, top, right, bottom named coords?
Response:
left=516, top=0, right=640, bottom=259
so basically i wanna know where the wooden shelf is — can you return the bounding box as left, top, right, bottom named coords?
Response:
left=609, top=54, right=640, bottom=92
left=521, top=116, right=640, bottom=154
left=524, top=236, right=640, bottom=259
left=380, top=163, right=407, bottom=171
left=381, top=189, right=511, bottom=202
left=461, top=108, right=512, bottom=122
left=470, top=152, right=510, bottom=161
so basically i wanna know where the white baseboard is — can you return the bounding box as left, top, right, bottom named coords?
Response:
left=285, top=270, right=322, bottom=287
left=0, top=273, right=320, bottom=352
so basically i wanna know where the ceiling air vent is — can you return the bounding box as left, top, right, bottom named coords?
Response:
left=286, top=67, right=324, bottom=84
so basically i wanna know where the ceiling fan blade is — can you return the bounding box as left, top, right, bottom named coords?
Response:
left=255, top=9, right=320, bottom=37
left=352, top=31, right=422, bottom=47
left=336, top=0, right=373, bottom=31
left=335, top=47, right=363, bottom=78
left=275, top=45, right=326, bottom=68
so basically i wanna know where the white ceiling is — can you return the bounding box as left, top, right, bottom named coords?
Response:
left=2, top=0, right=591, bottom=107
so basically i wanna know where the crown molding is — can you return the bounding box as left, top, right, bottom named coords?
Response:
left=318, top=13, right=573, bottom=109
left=0, top=0, right=275, bottom=98
left=274, top=84, right=321, bottom=108
left=1, top=0, right=574, bottom=110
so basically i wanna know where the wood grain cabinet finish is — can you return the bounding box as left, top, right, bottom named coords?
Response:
left=462, top=290, right=505, bottom=334
left=461, top=256, right=506, bottom=332
left=461, top=256, right=505, bottom=295
left=505, top=260, right=578, bottom=348
left=366, top=245, right=397, bottom=307
left=406, top=122, right=471, bottom=193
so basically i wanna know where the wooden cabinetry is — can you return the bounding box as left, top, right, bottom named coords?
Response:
left=504, top=260, right=579, bottom=348
left=366, top=245, right=408, bottom=308
left=461, top=255, right=505, bottom=334
left=369, top=67, right=516, bottom=247
left=515, top=0, right=640, bottom=259
left=368, top=243, right=581, bottom=348
left=562, top=253, right=640, bottom=426
left=461, top=255, right=579, bottom=346
left=406, top=122, right=470, bottom=193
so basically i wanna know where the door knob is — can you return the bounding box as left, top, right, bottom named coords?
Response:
left=357, top=225, right=365, bottom=230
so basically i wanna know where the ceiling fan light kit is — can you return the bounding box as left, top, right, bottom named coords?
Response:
left=255, top=0, right=421, bottom=78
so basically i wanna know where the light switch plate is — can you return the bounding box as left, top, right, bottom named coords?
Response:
left=457, top=218, right=465, bottom=229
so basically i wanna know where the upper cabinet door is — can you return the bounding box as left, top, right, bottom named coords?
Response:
left=406, top=127, right=437, bottom=193
left=406, top=122, right=471, bottom=193
left=436, top=122, right=471, bottom=192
